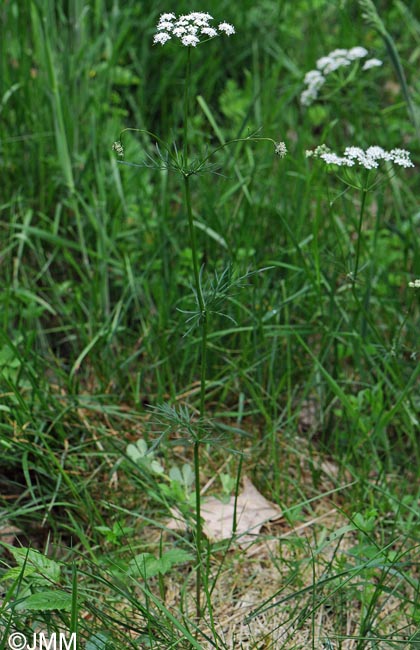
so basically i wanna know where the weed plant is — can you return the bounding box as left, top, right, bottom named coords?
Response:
left=1, top=1, right=419, bottom=649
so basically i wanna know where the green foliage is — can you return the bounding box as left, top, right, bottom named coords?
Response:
left=1, top=0, right=419, bottom=647
left=126, top=438, right=165, bottom=475
left=3, top=547, right=61, bottom=585
left=16, top=591, right=73, bottom=612
left=127, top=549, right=193, bottom=580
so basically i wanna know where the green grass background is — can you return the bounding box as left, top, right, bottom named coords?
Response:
left=1, top=0, right=420, bottom=647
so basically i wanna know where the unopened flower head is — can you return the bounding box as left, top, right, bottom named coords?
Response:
left=307, top=144, right=414, bottom=170
left=275, top=141, right=287, bottom=157
left=305, top=144, right=331, bottom=158
left=301, top=46, right=382, bottom=106
left=112, top=141, right=124, bottom=157
left=153, top=12, right=235, bottom=47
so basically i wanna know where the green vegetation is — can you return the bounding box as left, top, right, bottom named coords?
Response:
left=1, top=1, right=419, bottom=648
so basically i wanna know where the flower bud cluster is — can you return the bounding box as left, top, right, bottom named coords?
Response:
left=274, top=141, right=288, bottom=158
left=112, top=141, right=124, bottom=157
left=301, top=47, right=383, bottom=106
left=153, top=12, right=235, bottom=47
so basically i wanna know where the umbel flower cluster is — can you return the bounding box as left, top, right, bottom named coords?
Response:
left=306, top=145, right=414, bottom=170
left=153, top=12, right=235, bottom=47
left=301, top=46, right=383, bottom=106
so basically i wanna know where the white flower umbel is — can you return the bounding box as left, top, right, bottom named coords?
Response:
left=408, top=279, right=420, bottom=288
left=153, top=12, right=235, bottom=46
left=307, top=145, right=414, bottom=169
left=301, top=46, right=382, bottom=106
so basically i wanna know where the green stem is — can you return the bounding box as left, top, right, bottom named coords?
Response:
left=199, top=310, right=208, bottom=419
left=182, top=48, right=207, bottom=619
left=184, top=177, right=205, bottom=314
left=184, top=173, right=208, bottom=619
left=353, top=172, right=369, bottom=283
left=192, top=438, right=202, bottom=616
left=184, top=173, right=207, bottom=618
left=352, top=172, right=369, bottom=372
left=361, top=198, right=381, bottom=339
left=183, top=47, right=191, bottom=167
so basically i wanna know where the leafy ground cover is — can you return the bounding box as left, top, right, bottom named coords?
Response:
left=1, top=1, right=420, bottom=648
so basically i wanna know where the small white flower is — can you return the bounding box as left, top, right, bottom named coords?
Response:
left=159, top=13, right=176, bottom=21
left=408, top=279, right=420, bottom=288
left=347, top=46, right=368, bottom=60
left=330, top=48, right=351, bottom=58
left=191, top=12, right=213, bottom=21
left=300, top=70, right=325, bottom=105
left=344, top=146, right=379, bottom=168
left=316, top=56, right=333, bottom=71
left=157, top=20, right=174, bottom=31
left=201, top=27, right=218, bottom=38
left=300, top=89, right=318, bottom=106
left=366, top=146, right=390, bottom=160
left=362, top=58, right=383, bottom=70
left=218, top=21, right=235, bottom=35
left=320, top=152, right=354, bottom=166
left=304, top=69, right=324, bottom=84
left=191, top=13, right=212, bottom=26
left=389, top=148, right=415, bottom=167
left=181, top=34, right=199, bottom=47
left=322, top=57, right=351, bottom=74
left=153, top=32, right=172, bottom=45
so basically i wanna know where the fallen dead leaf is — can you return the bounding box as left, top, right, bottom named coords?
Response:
left=166, top=476, right=282, bottom=548
left=0, top=521, right=21, bottom=547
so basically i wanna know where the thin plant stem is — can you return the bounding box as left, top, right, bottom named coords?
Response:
left=193, top=438, right=203, bottom=618
left=184, top=173, right=208, bottom=619
left=361, top=198, right=381, bottom=339
left=182, top=46, right=208, bottom=620
left=183, top=47, right=191, bottom=167
left=351, top=172, right=369, bottom=370
left=353, top=171, right=369, bottom=283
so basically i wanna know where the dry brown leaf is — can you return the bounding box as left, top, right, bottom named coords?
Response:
left=166, top=476, right=282, bottom=548
left=0, top=521, right=21, bottom=546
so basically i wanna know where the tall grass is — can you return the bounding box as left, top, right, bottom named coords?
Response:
left=1, top=1, right=419, bottom=648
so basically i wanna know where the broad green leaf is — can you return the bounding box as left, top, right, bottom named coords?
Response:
left=8, top=548, right=61, bottom=583
left=17, top=590, right=73, bottom=611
